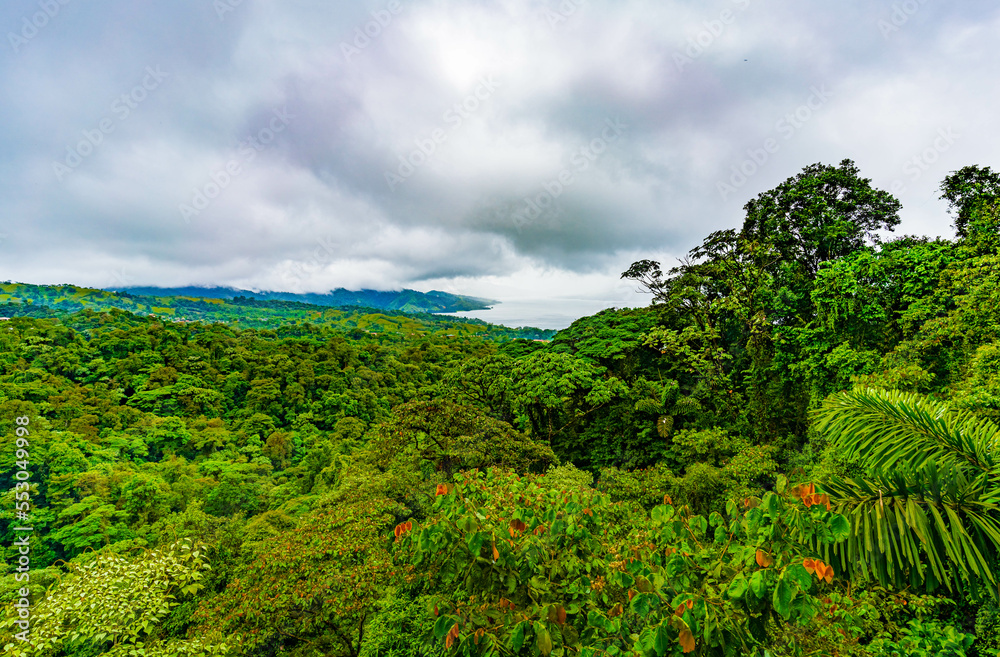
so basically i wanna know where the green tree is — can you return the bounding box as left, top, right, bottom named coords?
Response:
left=741, top=159, right=901, bottom=277
left=939, top=165, right=1000, bottom=239
left=194, top=494, right=396, bottom=657
left=372, top=400, right=557, bottom=476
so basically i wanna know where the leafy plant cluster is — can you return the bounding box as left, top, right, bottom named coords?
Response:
left=3, top=161, right=1000, bottom=656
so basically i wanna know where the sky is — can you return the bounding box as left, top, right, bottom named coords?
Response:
left=1, top=0, right=998, bottom=329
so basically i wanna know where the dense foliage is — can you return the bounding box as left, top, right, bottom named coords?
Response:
left=3, top=161, right=1000, bottom=656
left=0, top=283, right=553, bottom=340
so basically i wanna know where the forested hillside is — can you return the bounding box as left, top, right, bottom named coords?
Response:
left=0, top=284, right=552, bottom=341
left=106, top=286, right=497, bottom=314
left=3, top=160, right=1000, bottom=657
left=0, top=284, right=497, bottom=318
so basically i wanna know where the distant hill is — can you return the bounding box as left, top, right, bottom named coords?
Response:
left=108, top=286, right=496, bottom=314
left=0, top=282, right=555, bottom=340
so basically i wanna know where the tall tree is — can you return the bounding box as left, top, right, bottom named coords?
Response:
left=940, top=165, right=1000, bottom=239
left=741, top=159, right=901, bottom=277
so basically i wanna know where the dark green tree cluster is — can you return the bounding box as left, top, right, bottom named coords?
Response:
left=3, top=162, right=1000, bottom=657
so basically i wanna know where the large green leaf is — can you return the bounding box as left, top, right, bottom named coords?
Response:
left=772, top=577, right=793, bottom=619
left=814, top=387, right=1000, bottom=478
left=823, top=464, right=1000, bottom=599
left=816, top=387, right=1000, bottom=599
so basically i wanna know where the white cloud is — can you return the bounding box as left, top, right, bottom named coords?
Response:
left=1, top=0, right=999, bottom=326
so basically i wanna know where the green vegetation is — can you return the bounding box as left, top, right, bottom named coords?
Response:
left=1, top=284, right=498, bottom=316
left=3, top=160, right=1000, bottom=656
left=0, top=282, right=553, bottom=340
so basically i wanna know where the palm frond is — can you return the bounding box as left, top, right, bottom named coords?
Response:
left=821, top=462, right=1000, bottom=600
left=813, top=387, right=1000, bottom=476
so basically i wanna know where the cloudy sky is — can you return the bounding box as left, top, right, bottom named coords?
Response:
left=1, top=0, right=998, bottom=328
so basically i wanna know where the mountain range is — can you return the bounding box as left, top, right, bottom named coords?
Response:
left=0, top=282, right=553, bottom=340
left=108, top=286, right=496, bottom=313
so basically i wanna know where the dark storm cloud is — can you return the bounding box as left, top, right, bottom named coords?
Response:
left=1, top=0, right=998, bottom=313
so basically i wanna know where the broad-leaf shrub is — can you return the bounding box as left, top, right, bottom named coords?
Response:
left=1, top=539, right=223, bottom=656
left=398, top=469, right=851, bottom=656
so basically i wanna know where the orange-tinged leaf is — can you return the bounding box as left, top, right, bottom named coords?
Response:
left=792, top=483, right=816, bottom=500
left=492, top=543, right=499, bottom=561
left=436, top=483, right=449, bottom=496
left=663, top=494, right=672, bottom=505
left=583, top=508, right=593, bottom=516
left=628, top=589, right=636, bottom=601
left=755, top=550, right=773, bottom=568
left=557, top=606, right=567, bottom=624
left=679, top=629, right=696, bottom=653
left=394, top=521, right=413, bottom=541
left=608, top=603, right=623, bottom=617
left=510, top=519, right=527, bottom=533
left=803, top=558, right=816, bottom=575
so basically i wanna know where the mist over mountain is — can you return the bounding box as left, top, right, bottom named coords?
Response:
left=108, top=286, right=497, bottom=314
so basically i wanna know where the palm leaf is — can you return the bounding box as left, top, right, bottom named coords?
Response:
left=821, top=463, right=1000, bottom=600
left=813, top=387, right=1000, bottom=477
